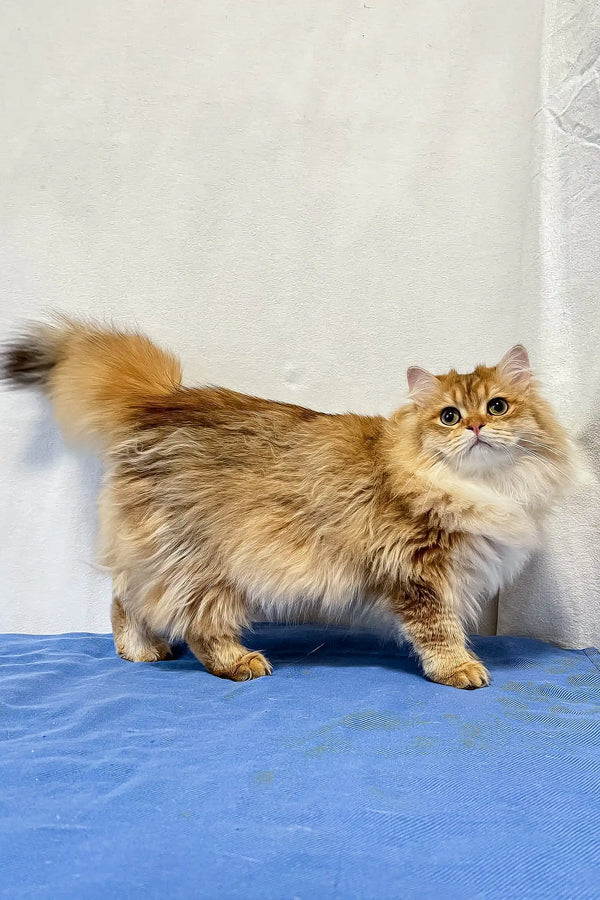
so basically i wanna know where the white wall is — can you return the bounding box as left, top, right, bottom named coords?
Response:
left=0, top=0, right=554, bottom=633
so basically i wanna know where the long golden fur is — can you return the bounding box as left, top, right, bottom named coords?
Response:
left=2, top=318, right=575, bottom=688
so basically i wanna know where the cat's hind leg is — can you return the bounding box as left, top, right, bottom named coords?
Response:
left=111, top=595, right=173, bottom=663
left=188, top=634, right=272, bottom=681
left=186, top=583, right=272, bottom=681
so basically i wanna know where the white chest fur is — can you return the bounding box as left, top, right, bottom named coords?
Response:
left=453, top=457, right=553, bottom=622
left=458, top=532, right=536, bottom=623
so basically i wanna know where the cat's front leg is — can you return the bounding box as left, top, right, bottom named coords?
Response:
left=389, top=580, right=489, bottom=689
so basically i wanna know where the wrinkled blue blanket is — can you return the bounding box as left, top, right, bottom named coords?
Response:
left=2, top=627, right=599, bottom=899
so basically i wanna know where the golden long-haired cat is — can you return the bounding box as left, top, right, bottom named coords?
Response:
left=2, top=318, right=574, bottom=688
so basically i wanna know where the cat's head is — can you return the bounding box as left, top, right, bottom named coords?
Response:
left=407, top=346, right=551, bottom=475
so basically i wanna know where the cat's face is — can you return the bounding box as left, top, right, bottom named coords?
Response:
left=407, top=346, right=543, bottom=475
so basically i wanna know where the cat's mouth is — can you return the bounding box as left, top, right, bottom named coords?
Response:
left=469, top=437, right=493, bottom=452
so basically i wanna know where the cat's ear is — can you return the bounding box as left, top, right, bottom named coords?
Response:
left=497, top=345, right=531, bottom=388
left=407, top=366, right=438, bottom=406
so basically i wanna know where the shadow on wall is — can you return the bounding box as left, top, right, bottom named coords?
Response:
left=579, top=396, right=600, bottom=473
left=500, top=551, right=578, bottom=648
left=499, top=418, right=600, bottom=650
left=21, top=393, right=104, bottom=550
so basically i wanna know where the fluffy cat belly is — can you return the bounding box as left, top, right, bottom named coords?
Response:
left=246, top=573, right=364, bottom=624
left=244, top=538, right=533, bottom=630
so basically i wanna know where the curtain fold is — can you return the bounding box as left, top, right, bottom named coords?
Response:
left=498, top=0, right=600, bottom=647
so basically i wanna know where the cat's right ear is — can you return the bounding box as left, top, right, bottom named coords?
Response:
left=407, top=366, right=438, bottom=406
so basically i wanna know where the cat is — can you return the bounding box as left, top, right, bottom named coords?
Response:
left=2, top=317, right=575, bottom=688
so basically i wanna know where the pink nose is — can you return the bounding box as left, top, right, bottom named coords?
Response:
left=467, top=424, right=484, bottom=436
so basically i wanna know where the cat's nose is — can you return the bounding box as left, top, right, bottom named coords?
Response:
left=467, top=423, right=485, bottom=436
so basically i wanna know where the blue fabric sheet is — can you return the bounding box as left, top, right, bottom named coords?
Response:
left=2, top=626, right=600, bottom=899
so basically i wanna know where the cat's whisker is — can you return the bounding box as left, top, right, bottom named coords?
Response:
left=518, top=448, right=565, bottom=481
left=517, top=437, right=567, bottom=458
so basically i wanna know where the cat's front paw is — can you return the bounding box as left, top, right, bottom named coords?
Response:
left=229, top=651, right=273, bottom=682
left=431, top=658, right=490, bottom=690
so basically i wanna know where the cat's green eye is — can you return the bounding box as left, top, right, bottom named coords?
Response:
left=440, top=407, right=461, bottom=426
left=487, top=397, right=509, bottom=416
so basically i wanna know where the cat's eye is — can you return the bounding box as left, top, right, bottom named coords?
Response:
left=440, top=407, right=461, bottom=426
left=487, top=397, right=509, bottom=416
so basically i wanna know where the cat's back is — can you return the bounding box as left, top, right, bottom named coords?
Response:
left=136, top=385, right=322, bottom=432
left=117, top=385, right=314, bottom=465
left=120, top=385, right=382, bottom=470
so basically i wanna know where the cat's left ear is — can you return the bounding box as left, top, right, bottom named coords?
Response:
left=497, top=345, right=531, bottom=388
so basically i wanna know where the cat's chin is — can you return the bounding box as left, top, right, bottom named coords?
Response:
left=452, top=443, right=508, bottom=477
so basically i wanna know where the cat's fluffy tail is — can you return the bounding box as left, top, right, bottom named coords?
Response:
left=1, top=315, right=182, bottom=450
